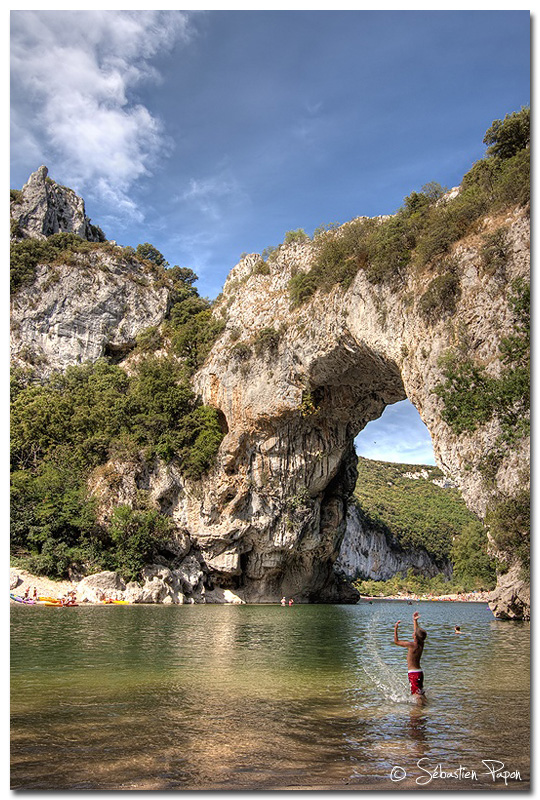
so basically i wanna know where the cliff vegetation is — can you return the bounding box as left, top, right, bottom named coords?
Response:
left=283, top=107, right=529, bottom=306
left=10, top=255, right=226, bottom=580
left=351, top=457, right=497, bottom=593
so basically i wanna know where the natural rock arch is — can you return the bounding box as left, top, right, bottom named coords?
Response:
left=9, top=167, right=529, bottom=616
left=191, top=212, right=529, bottom=605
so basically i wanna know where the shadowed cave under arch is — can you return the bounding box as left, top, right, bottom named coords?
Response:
left=198, top=339, right=438, bottom=602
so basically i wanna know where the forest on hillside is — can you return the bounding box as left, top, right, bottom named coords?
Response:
left=352, top=457, right=497, bottom=593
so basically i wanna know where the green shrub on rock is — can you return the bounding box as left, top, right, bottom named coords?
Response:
left=483, top=106, right=530, bottom=160
left=418, top=265, right=461, bottom=322
left=10, top=355, right=226, bottom=579
left=230, top=342, right=252, bottom=361
left=486, top=490, right=530, bottom=578
left=109, top=505, right=172, bottom=583
left=254, top=327, right=281, bottom=356
left=283, top=228, right=309, bottom=245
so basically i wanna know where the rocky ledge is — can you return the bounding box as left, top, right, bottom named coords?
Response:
left=9, top=568, right=245, bottom=605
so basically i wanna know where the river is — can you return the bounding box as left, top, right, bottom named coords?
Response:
left=10, top=600, right=529, bottom=790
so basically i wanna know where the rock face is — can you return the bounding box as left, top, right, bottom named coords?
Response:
left=187, top=208, right=529, bottom=608
left=11, top=166, right=105, bottom=242
left=488, top=564, right=530, bottom=621
left=10, top=170, right=169, bottom=377
left=10, top=168, right=530, bottom=615
left=75, top=561, right=208, bottom=605
left=335, top=505, right=451, bottom=582
left=10, top=570, right=21, bottom=590
left=11, top=253, right=169, bottom=376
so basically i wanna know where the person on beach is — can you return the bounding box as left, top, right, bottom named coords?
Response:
left=281, top=597, right=286, bottom=606
left=394, top=611, right=427, bottom=703
left=288, top=598, right=294, bottom=606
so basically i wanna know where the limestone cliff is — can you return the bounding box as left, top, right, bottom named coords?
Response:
left=11, top=168, right=169, bottom=376
left=11, top=253, right=169, bottom=376
left=11, top=165, right=105, bottom=242
left=186, top=208, right=529, bottom=611
left=10, top=167, right=530, bottom=617
left=335, top=504, right=452, bottom=582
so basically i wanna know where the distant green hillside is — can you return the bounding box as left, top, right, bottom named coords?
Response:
left=352, top=457, right=496, bottom=589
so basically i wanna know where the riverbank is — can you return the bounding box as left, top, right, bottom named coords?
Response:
left=358, top=591, right=492, bottom=603
left=10, top=567, right=492, bottom=606
left=9, top=567, right=247, bottom=605
left=10, top=569, right=74, bottom=601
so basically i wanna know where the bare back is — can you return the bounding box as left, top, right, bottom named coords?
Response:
left=394, top=613, right=426, bottom=670
left=406, top=636, right=425, bottom=670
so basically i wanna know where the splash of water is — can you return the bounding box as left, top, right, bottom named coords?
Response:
left=358, top=610, right=413, bottom=705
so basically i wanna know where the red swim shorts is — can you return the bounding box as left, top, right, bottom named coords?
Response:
left=408, top=670, right=425, bottom=695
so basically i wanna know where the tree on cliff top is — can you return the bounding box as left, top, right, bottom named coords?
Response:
left=483, top=106, right=530, bottom=160
left=135, top=242, right=169, bottom=267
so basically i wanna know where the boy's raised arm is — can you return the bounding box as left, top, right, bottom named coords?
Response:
left=413, top=611, right=420, bottom=635
left=394, top=620, right=410, bottom=647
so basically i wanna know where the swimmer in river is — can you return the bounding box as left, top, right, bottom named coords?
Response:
left=454, top=625, right=462, bottom=634
left=394, top=611, right=427, bottom=704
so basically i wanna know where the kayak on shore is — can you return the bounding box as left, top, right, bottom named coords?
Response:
left=10, top=593, right=78, bottom=607
left=10, top=593, right=36, bottom=604
left=101, top=599, right=130, bottom=605
left=10, top=592, right=132, bottom=606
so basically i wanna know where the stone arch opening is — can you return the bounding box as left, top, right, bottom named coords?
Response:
left=276, top=333, right=473, bottom=601
left=211, top=339, right=424, bottom=603
left=196, top=212, right=529, bottom=613
left=354, top=399, right=436, bottom=467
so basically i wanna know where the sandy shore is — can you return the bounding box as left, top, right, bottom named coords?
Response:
left=358, top=591, right=492, bottom=603
left=10, top=568, right=77, bottom=602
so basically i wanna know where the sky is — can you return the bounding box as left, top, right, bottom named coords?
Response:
left=9, top=9, right=531, bottom=466
left=354, top=400, right=436, bottom=466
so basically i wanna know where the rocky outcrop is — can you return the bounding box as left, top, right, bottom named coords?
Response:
left=10, top=252, right=169, bottom=376
left=75, top=560, right=208, bottom=605
left=76, top=570, right=126, bottom=602
left=335, top=505, right=451, bottom=582
left=10, top=170, right=171, bottom=377
left=88, top=458, right=189, bottom=532
left=11, top=165, right=105, bottom=242
left=488, top=564, right=530, bottom=621
left=10, top=570, right=21, bottom=591
left=186, top=207, right=529, bottom=608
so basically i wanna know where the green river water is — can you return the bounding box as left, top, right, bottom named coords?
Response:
left=10, top=600, right=529, bottom=790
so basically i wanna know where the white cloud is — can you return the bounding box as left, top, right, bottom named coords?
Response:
left=177, top=172, right=249, bottom=221
left=10, top=10, right=192, bottom=220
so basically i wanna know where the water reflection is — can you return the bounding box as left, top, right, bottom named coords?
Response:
left=407, top=704, right=428, bottom=752
left=11, top=601, right=529, bottom=790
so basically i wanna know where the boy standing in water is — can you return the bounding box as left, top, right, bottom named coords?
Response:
left=394, top=611, right=427, bottom=703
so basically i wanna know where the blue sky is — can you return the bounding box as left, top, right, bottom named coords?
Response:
left=10, top=9, right=530, bottom=465
left=354, top=400, right=436, bottom=466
